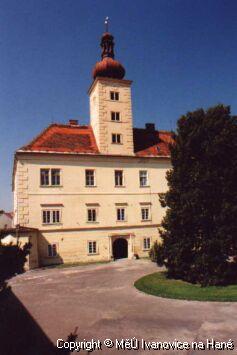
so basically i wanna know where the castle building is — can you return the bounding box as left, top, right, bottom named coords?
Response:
left=12, top=27, right=172, bottom=268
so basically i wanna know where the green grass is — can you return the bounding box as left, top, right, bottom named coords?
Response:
left=42, top=260, right=110, bottom=270
left=134, top=272, right=237, bottom=302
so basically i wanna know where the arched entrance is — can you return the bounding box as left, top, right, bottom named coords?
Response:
left=112, top=238, right=128, bottom=259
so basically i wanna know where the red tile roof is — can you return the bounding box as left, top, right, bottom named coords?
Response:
left=19, top=124, right=172, bottom=157
left=20, top=124, right=99, bottom=154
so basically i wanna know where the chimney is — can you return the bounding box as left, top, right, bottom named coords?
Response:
left=69, top=119, right=78, bottom=126
left=145, top=123, right=155, bottom=132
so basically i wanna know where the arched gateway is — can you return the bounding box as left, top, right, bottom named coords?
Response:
left=112, top=238, right=128, bottom=259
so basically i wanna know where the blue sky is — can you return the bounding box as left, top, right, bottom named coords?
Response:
left=1, top=0, right=237, bottom=211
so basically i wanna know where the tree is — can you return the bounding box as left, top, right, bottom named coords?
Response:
left=157, top=105, right=237, bottom=286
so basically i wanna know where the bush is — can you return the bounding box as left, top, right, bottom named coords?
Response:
left=0, top=241, right=32, bottom=283
left=157, top=105, right=237, bottom=286
left=149, top=241, right=159, bottom=262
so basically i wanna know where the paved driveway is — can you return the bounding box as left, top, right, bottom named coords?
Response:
left=5, top=259, right=237, bottom=354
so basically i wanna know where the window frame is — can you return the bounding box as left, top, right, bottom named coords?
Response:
left=51, top=169, right=61, bottom=186
left=88, top=241, right=97, bottom=255
left=141, top=207, right=150, bottom=221
left=42, top=209, right=61, bottom=225
left=139, top=170, right=149, bottom=187
left=112, top=133, right=122, bottom=144
left=110, top=91, right=119, bottom=101
left=116, top=207, right=126, bottom=222
left=40, top=169, right=50, bottom=186
left=143, top=237, right=151, bottom=251
left=87, top=208, right=97, bottom=223
left=85, top=169, right=96, bottom=187
left=48, top=243, right=58, bottom=257
left=40, top=168, right=61, bottom=187
left=111, top=111, right=120, bottom=122
left=114, top=170, right=124, bottom=187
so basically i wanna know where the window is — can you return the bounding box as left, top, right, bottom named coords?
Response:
left=115, top=170, right=123, bottom=186
left=110, top=91, right=119, bottom=101
left=48, top=244, right=57, bottom=257
left=40, top=168, right=61, bottom=186
left=143, top=238, right=151, bottom=250
left=111, top=112, right=120, bottom=121
left=141, top=207, right=150, bottom=221
left=112, top=133, right=121, bottom=144
left=85, top=170, right=95, bottom=186
left=117, top=208, right=125, bottom=221
left=51, top=169, right=60, bottom=186
left=139, top=170, right=148, bottom=187
left=88, top=241, right=97, bottom=255
left=42, top=210, right=61, bottom=224
left=87, top=208, right=97, bottom=222
left=40, top=169, right=49, bottom=186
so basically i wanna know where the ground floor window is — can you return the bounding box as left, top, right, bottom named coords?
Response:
left=88, top=241, right=97, bottom=255
left=143, top=237, right=151, bottom=250
left=48, top=243, right=57, bottom=257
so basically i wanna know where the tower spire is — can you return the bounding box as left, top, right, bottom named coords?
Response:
left=105, top=16, right=109, bottom=32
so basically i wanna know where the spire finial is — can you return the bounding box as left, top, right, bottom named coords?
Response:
left=105, top=16, right=109, bottom=32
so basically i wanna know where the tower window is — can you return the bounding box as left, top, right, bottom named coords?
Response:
left=111, top=112, right=120, bottom=121
left=110, top=91, right=119, bottom=101
left=112, top=133, right=121, bottom=144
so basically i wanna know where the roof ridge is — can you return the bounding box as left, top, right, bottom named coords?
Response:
left=133, top=127, right=173, bottom=134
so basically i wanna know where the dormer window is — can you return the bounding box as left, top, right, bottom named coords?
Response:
left=112, top=133, right=122, bottom=144
left=111, top=112, right=120, bottom=122
left=110, top=91, right=119, bottom=101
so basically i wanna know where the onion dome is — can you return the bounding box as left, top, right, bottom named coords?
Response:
left=92, top=30, right=125, bottom=80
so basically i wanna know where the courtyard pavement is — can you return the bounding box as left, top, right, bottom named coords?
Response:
left=6, top=259, right=237, bottom=354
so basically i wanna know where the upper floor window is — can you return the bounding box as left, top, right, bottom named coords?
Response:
left=88, top=241, right=97, bottom=255
left=117, top=208, right=126, bottom=221
left=48, top=243, right=57, bottom=257
left=141, top=207, right=150, bottom=221
left=112, top=133, right=121, bottom=144
left=110, top=91, right=119, bottom=101
left=40, top=168, right=61, bottom=186
left=115, top=170, right=124, bottom=187
left=42, top=209, right=61, bottom=224
left=143, top=237, right=151, bottom=250
left=111, top=112, right=120, bottom=121
left=51, top=169, right=60, bottom=186
left=41, top=169, right=49, bottom=186
left=85, top=170, right=95, bottom=187
left=139, top=170, right=148, bottom=187
left=87, top=208, right=97, bottom=222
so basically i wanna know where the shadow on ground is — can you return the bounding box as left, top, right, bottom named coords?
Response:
left=0, top=241, right=78, bottom=355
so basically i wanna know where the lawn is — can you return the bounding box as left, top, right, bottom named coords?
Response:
left=134, top=272, right=237, bottom=302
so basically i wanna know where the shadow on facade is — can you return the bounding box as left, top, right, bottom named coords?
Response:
left=38, top=233, right=64, bottom=268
